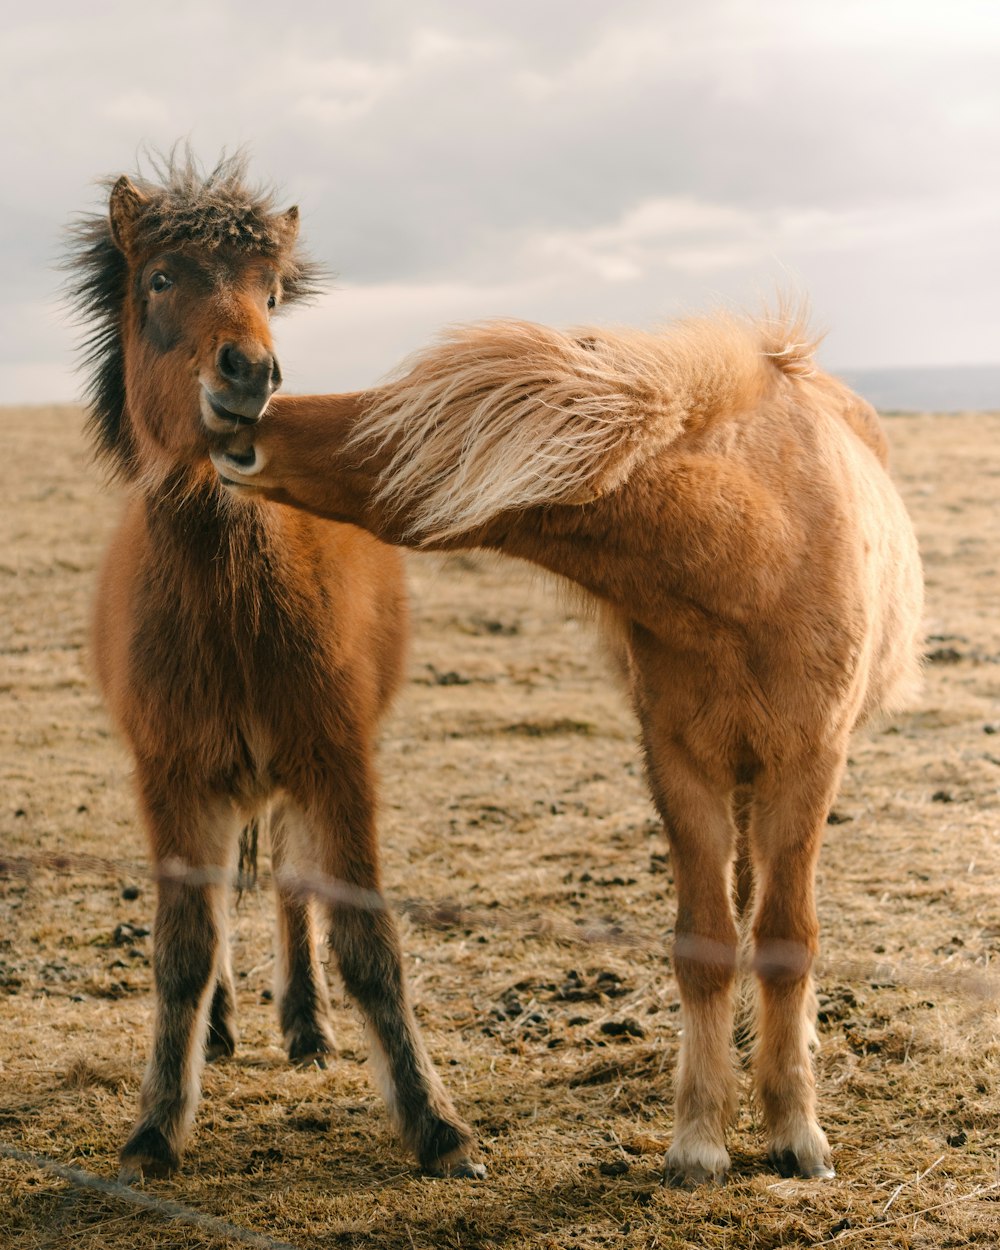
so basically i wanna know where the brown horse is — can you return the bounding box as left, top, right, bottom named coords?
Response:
left=66, top=154, right=482, bottom=1182
left=212, top=314, right=924, bottom=1184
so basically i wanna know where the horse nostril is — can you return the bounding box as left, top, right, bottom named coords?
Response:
left=217, top=342, right=250, bottom=384
left=217, top=342, right=278, bottom=396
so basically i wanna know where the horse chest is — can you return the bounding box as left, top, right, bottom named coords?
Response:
left=125, top=537, right=336, bottom=762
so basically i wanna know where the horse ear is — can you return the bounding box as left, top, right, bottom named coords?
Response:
left=276, top=205, right=300, bottom=245
left=108, top=176, right=148, bottom=254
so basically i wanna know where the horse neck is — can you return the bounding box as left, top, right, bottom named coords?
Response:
left=140, top=467, right=280, bottom=596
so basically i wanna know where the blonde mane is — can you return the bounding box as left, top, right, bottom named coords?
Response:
left=354, top=313, right=818, bottom=541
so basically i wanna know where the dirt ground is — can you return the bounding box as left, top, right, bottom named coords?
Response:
left=1, top=403, right=998, bottom=1249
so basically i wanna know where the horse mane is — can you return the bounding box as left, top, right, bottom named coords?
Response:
left=64, top=150, right=325, bottom=479
left=355, top=311, right=820, bottom=542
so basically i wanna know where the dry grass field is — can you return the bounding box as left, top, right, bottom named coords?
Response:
left=1, top=403, right=999, bottom=1248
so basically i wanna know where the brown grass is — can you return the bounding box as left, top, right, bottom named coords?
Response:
left=2, top=404, right=999, bottom=1248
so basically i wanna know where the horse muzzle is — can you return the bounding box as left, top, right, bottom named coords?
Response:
left=200, top=342, right=282, bottom=432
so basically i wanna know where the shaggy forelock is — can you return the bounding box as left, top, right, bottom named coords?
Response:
left=111, top=149, right=326, bottom=299
left=121, top=151, right=288, bottom=257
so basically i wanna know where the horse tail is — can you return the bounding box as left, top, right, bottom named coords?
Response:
left=355, top=313, right=817, bottom=542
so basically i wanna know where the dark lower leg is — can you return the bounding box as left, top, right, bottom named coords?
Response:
left=276, top=887, right=335, bottom=1063
left=329, top=903, right=482, bottom=1176
left=270, top=809, right=335, bottom=1063
left=205, top=963, right=237, bottom=1061
left=120, top=877, right=224, bottom=1180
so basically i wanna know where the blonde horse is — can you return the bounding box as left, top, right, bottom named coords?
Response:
left=212, top=314, right=923, bottom=1184
left=67, top=154, right=482, bottom=1182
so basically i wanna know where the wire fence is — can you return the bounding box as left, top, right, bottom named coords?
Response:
left=2, top=848, right=998, bottom=1002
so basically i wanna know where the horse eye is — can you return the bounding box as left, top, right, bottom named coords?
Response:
left=267, top=293, right=277, bottom=311
left=149, top=271, right=172, bottom=294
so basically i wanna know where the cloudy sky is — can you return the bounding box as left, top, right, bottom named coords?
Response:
left=2, top=0, right=998, bottom=403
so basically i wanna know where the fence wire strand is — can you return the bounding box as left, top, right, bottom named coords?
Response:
left=0, top=1142, right=302, bottom=1250
left=2, top=849, right=997, bottom=1003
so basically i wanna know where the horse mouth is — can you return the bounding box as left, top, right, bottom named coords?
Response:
left=200, top=389, right=267, bottom=433
left=210, top=446, right=264, bottom=480
left=221, top=447, right=257, bottom=470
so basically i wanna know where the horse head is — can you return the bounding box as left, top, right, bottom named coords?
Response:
left=69, top=152, right=322, bottom=483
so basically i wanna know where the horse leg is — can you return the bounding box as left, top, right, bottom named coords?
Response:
left=290, top=763, right=483, bottom=1178
left=119, top=784, right=240, bottom=1182
left=269, top=801, right=336, bottom=1065
left=205, top=914, right=237, bottom=1061
left=644, top=739, right=740, bottom=1186
left=750, top=754, right=841, bottom=1179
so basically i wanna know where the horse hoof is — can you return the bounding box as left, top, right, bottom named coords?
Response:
left=205, top=1029, right=237, bottom=1063
left=663, top=1140, right=730, bottom=1188
left=770, top=1148, right=835, bottom=1180
left=291, top=1051, right=328, bottom=1070
left=419, top=1121, right=485, bottom=1180
left=449, top=1159, right=487, bottom=1180
left=119, top=1125, right=178, bottom=1182
left=424, top=1157, right=487, bottom=1180
left=663, top=1161, right=728, bottom=1188
left=286, top=1026, right=335, bottom=1068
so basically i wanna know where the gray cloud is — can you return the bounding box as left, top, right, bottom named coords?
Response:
left=2, top=0, right=998, bottom=402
